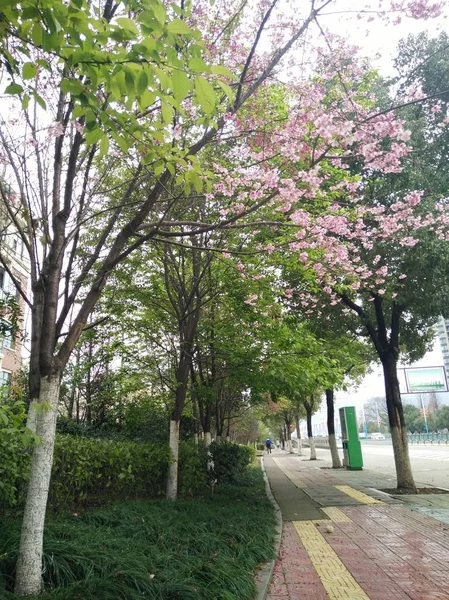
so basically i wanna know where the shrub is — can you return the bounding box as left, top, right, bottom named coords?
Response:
left=0, top=399, right=33, bottom=510
left=178, top=441, right=209, bottom=495
left=178, top=441, right=255, bottom=494
left=0, top=424, right=256, bottom=511
left=208, top=442, right=255, bottom=485
left=49, top=436, right=170, bottom=508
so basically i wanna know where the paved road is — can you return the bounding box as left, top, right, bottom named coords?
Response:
left=315, top=441, right=449, bottom=489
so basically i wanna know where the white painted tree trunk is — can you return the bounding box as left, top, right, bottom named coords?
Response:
left=309, top=437, right=317, bottom=460
left=204, top=431, right=212, bottom=446
left=226, top=435, right=231, bottom=442
left=166, top=420, right=180, bottom=501
left=14, top=375, right=61, bottom=596
left=25, top=399, right=39, bottom=434
left=297, top=438, right=303, bottom=456
left=194, top=433, right=199, bottom=445
left=390, top=426, right=416, bottom=490
left=328, top=433, right=342, bottom=468
left=286, top=439, right=292, bottom=453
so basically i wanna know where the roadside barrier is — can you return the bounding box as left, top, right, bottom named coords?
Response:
left=408, top=432, right=449, bottom=445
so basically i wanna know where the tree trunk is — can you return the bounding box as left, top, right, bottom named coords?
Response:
left=204, top=431, right=212, bottom=446
left=295, top=413, right=302, bottom=456
left=14, top=374, right=61, bottom=596
left=306, top=407, right=316, bottom=460
left=326, top=389, right=342, bottom=468
left=382, top=354, right=416, bottom=491
left=285, top=416, right=293, bottom=453
left=165, top=340, right=194, bottom=500
left=308, top=437, right=317, bottom=460
left=166, top=419, right=180, bottom=501
left=190, top=374, right=200, bottom=445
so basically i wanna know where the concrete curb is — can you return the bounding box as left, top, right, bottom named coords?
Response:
left=255, top=456, right=283, bottom=600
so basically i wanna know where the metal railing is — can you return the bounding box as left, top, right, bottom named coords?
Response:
left=408, top=432, right=449, bottom=444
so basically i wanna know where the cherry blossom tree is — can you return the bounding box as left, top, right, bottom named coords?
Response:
left=234, top=41, right=449, bottom=489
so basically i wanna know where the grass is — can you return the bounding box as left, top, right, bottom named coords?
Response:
left=0, top=465, right=275, bottom=600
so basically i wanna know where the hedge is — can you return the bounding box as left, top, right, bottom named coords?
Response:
left=49, top=435, right=170, bottom=507
left=0, top=429, right=255, bottom=510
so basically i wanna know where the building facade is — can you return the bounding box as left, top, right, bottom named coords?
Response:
left=0, top=212, right=29, bottom=389
left=436, top=316, right=449, bottom=380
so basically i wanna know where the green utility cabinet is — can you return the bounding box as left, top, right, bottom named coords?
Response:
left=339, top=406, right=363, bottom=470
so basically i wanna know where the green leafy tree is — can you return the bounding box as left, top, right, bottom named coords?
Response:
left=436, top=406, right=449, bottom=431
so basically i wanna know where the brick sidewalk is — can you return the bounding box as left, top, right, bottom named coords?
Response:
left=264, top=453, right=449, bottom=600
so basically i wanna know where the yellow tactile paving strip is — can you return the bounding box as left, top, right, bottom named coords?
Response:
left=321, top=506, right=353, bottom=522
left=334, top=485, right=385, bottom=505
left=272, top=458, right=307, bottom=488
left=294, top=521, right=370, bottom=600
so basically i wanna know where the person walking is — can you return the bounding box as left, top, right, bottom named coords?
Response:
left=265, top=438, right=272, bottom=454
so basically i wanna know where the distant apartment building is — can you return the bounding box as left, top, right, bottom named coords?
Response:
left=0, top=205, right=29, bottom=389
left=436, top=316, right=449, bottom=378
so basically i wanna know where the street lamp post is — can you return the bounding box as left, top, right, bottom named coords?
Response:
left=420, top=395, right=429, bottom=435
left=362, top=405, right=368, bottom=438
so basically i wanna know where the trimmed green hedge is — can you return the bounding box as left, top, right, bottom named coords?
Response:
left=0, top=428, right=255, bottom=510
left=49, top=435, right=170, bottom=507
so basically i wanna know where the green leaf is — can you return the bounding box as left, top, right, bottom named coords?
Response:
left=36, top=58, right=50, bottom=69
left=171, top=70, right=191, bottom=102
left=152, top=2, right=166, bottom=25
left=154, top=67, right=170, bottom=91
left=139, top=89, right=156, bottom=109
left=33, top=91, right=46, bottom=110
left=22, top=62, right=37, bottom=80
left=136, top=69, right=148, bottom=95
left=99, top=135, right=109, bottom=156
left=72, top=105, right=86, bottom=119
left=110, top=77, right=121, bottom=100
left=113, top=133, right=129, bottom=154
left=5, top=83, right=24, bottom=95
left=216, top=79, right=234, bottom=101
left=21, top=94, right=29, bottom=110
left=161, top=101, right=173, bottom=124
left=85, top=127, right=102, bottom=145
left=189, top=57, right=209, bottom=73
left=61, top=77, right=83, bottom=96
left=154, top=160, right=165, bottom=176
left=211, top=65, right=235, bottom=79
left=31, top=24, right=43, bottom=46
left=188, top=170, right=203, bottom=193
left=167, top=19, right=192, bottom=35
left=125, top=70, right=135, bottom=98
left=194, top=76, right=216, bottom=114
left=115, top=17, right=139, bottom=36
